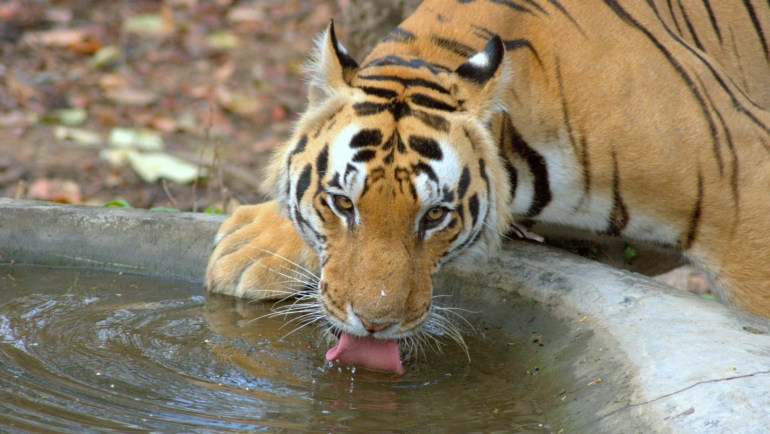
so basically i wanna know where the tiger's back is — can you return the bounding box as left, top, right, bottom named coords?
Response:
left=358, top=0, right=770, bottom=314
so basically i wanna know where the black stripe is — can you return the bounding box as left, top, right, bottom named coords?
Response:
left=353, top=101, right=388, bottom=116
left=430, top=36, right=476, bottom=57
left=413, top=109, right=450, bottom=132
left=395, top=167, right=417, bottom=201
left=409, top=136, right=443, bottom=160
left=315, top=145, right=329, bottom=193
left=288, top=135, right=308, bottom=164
left=578, top=136, right=591, bottom=209
left=682, top=168, right=704, bottom=250
left=410, top=93, right=457, bottom=112
left=353, top=149, right=377, bottom=162
left=458, top=166, right=471, bottom=200
left=605, top=0, right=723, bottom=167
left=555, top=58, right=579, bottom=157
left=442, top=186, right=455, bottom=203
left=470, top=25, right=544, bottom=66
left=412, top=162, right=438, bottom=183
left=383, top=27, right=416, bottom=44
left=343, top=163, right=358, bottom=185
left=522, top=0, right=547, bottom=14
left=478, top=158, right=490, bottom=194
left=468, top=193, right=480, bottom=228
left=503, top=38, right=543, bottom=66
left=391, top=100, right=411, bottom=120
left=360, top=166, right=386, bottom=198
left=742, top=0, right=770, bottom=61
left=350, top=129, right=383, bottom=148
left=507, top=119, right=551, bottom=217
left=367, top=55, right=446, bottom=74
left=296, top=164, right=312, bottom=202
left=701, top=0, right=722, bottom=43
left=606, top=151, right=629, bottom=236
left=642, top=0, right=770, bottom=141
left=678, top=2, right=705, bottom=51
left=666, top=0, right=684, bottom=36
left=500, top=113, right=519, bottom=202
left=544, top=0, right=584, bottom=33
left=359, top=86, right=398, bottom=99
left=357, top=74, right=450, bottom=94
left=490, top=0, right=533, bottom=14
left=327, top=172, right=341, bottom=189
left=697, top=75, right=740, bottom=209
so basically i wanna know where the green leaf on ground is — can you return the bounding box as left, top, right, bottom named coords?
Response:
left=101, top=199, right=132, bottom=208
left=621, top=242, right=638, bottom=264
left=203, top=205, right=223, bottom=214
left=51, top=108, right=88, bottom=126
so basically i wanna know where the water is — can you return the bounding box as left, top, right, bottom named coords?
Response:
left=0, top=266, right=548, bottom=433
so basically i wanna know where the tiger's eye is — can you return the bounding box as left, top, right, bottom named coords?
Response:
left=425, top=206, right=446, bottom=222
left=334, top=195, right=354, bottom=211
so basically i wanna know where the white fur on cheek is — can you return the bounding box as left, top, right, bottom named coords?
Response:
left=414, top=141, right=461, bottom=206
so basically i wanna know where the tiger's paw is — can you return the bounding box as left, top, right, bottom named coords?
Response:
left=205, top=201, right=319, bottom=300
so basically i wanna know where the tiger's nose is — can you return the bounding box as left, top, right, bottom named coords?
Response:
left=357, top=315, right=395, bottom=333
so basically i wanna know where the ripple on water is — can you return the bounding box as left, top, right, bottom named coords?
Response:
left=0, top=266, right=548, bottom=433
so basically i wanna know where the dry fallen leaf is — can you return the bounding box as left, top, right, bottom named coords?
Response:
left=108, top=127, right=164, bottom=150
left=54, top=126, right=101, bottom=146
left=104, top=88, right=159, bottom=107
left=22, top=29, right=85, bottom=47
left=28, top=178, right=83, bottom=204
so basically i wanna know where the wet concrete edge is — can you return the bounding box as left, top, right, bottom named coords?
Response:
left=2, top=198, right=769, bottom=433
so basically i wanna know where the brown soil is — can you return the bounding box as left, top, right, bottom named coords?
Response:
left=0, top=0, right=339, bottom=211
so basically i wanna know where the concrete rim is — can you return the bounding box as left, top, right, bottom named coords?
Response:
left=1, top=198, right=769, bottom=433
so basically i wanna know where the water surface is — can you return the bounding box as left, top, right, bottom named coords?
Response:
left=0, top=266, right=547, bottom=432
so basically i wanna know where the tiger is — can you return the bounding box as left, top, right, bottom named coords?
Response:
left=205, top=0, right=770, bottom=370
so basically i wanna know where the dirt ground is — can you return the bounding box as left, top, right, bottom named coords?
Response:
left=0, top=0, right=341, bottom=211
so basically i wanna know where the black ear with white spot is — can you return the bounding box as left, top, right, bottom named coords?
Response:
left=328, top=20, right=359, bottom=73
left=306, top=20, right=360, bottom=108
left=454, top=36, right=505, bottom=85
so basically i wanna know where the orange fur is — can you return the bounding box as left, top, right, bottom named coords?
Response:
left=208, top=0, right=770, bottom=332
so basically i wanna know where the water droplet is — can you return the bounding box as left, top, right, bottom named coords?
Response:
left=351, top=367, right=356, bottom=373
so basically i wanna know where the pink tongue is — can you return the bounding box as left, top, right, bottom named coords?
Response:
left=325, top=332, right=403, bottom=374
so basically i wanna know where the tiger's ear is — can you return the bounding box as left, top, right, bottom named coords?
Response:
left=306, top=20, right=359, bottom=109
left=451, top=36, right=508, bottom=120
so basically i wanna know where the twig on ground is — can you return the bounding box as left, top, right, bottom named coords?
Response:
left=14, top=180, right=26, bottom=200
left=161, top=179, right=178, bottom=208
left=192, top=105, right=214, bottom=213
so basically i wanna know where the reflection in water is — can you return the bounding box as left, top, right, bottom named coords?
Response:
left=0, top=266, right=547, bottom=432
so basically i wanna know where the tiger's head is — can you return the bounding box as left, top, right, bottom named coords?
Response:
left=266, top=23, right=512, bottom=342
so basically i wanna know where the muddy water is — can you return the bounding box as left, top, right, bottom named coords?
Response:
left=0, top=266, right=548, bottom=433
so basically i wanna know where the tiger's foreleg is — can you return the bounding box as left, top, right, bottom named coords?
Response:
left=205, top=201, right=320, bottom=300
